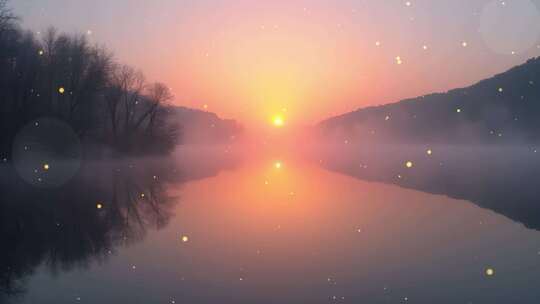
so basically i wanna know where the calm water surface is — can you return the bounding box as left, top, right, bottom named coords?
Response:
left=3, top=146, right=540, bottom=304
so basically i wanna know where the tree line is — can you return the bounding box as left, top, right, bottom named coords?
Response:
left=0, top=0, right=180, bottom=159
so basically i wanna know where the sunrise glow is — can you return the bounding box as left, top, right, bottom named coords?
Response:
left=10, top=0, right=539, bottom=131
left=4, top=0, right=540, bottom=302
left=273, top=116, right=284, bottom=127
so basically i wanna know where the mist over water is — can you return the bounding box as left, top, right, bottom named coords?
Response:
left=3, top=0, right=540, bottom=301
left=2, top=143, right=540, bottom=304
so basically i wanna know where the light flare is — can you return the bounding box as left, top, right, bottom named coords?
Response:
left=273, top=115, right=284, bottom=127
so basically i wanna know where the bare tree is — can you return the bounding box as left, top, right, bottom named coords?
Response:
left=104, top=65, right=145, bottom=142
left=0, top=9, right=180, bottom=157
left=0, top=0, right=16, bottom=33
left=134, top=83, right=173, bottom=132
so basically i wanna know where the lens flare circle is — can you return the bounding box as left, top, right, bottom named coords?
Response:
left=479, top=0, right=540, bottom=55
left=12, top=117, right=82, bottom=188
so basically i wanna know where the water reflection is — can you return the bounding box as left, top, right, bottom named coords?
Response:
left=3, top=148, right=540, bottom=303
left=318, top=145, right=540, bottom=230
left=0, top=148, right=238, bottom=302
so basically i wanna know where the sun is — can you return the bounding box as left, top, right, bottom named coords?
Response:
left=272, top=115, right=284, bottom=127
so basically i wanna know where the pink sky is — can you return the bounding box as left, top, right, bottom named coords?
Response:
left=12, top=0, right=540, bottom=130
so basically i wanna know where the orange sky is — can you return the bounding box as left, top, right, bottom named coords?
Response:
left=12, top=0, right=540, bottom=130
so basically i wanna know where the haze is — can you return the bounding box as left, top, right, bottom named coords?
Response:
left=12, top=0, right=540, bottom=130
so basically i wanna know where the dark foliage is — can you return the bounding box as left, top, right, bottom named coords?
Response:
left=0, top=2, right=179, bottom=160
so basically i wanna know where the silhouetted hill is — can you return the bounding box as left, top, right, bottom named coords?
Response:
left=167, top=106, right=242, bottom=144
left=319, top=57, right=540, bottom=144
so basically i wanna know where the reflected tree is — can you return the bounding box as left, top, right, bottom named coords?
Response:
left=0, top=159, right=178, bottom=298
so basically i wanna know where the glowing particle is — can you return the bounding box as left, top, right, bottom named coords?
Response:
left=427, top=149, right=432, bottom=155
left=385, top=115, right=390, bottom=121
left=43, top=163, right=49, bottom=170
left=203, top=104, right=208, bottom=110
left=485, top=268, right=495, bottom=276
left=462, top=41, right=468, bottom=47
left=456, top=108, right=462, bottom=113
left=405, top=161, right=413, bottom=168
left=422, top=45, right=428, bottom=50
left=140, top=193, right=145, bottom=198
left=181, top=235, right=189, bottom=242
left=264, top=180, right=269, bottom=185
left=498, top=87, right=503, bottom=92
left=395, top=56, right=403, bottom=65
left=58, top=87, right=65, bottom=94
left=96, top=203, right=103, bottom=209
left=405, top=1, right=412, bottom=6
left=375, top=41, right=381, bottom=47
left=274, top=162, right=282, bottom=169
left=86, top=30, right=93, bottom=35
left=38, top=50, right=44, bottom=56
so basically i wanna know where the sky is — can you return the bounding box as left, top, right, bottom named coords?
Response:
left=10, top=0, right=540, bottom=130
